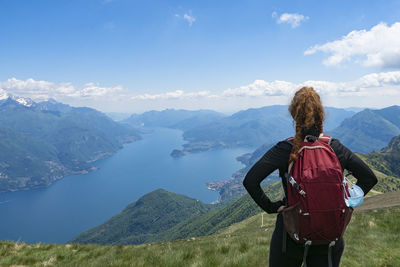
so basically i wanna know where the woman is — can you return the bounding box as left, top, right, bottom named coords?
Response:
left=243, top=87, right=378, bottom=267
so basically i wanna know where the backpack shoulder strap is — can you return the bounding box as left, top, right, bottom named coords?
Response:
left=318, top=133, right=332, bottom=146
left=285, top=137, right=294, bottom=145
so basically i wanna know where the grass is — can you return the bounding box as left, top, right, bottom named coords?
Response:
left=341, top=208, right=400, bottom=267
left=1, top=204, right=399, bottom=267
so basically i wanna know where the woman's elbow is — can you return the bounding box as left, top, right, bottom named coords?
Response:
left=370, top=169, right=378, bottom=186
left=242, top=175, right=250, bottom=190
left=372, top=175, right=378, bottom=187
left=242, top=172, right=254, bottom=190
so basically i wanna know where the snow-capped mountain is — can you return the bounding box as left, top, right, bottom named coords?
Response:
left=10, top=95, right=36, bottom=107
left=0, top=94, right=72, bottom=112
left=0, top=93, right=36, bottom=108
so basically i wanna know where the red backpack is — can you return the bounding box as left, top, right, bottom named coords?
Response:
left=282, top=134, right=353, bottom=266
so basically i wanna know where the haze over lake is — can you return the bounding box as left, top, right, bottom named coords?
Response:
left=0, top=128, right=251, bottom=244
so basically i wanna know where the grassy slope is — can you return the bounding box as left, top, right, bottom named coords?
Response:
left=157, top=182, right=284, bottom=242
left=1, top=191, right=399, bottom=267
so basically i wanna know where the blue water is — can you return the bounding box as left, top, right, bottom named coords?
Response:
left=0, top=128, right=251, bottom=244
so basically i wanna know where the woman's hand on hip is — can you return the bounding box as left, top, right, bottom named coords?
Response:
left=277, top=205, right=286, bottom=213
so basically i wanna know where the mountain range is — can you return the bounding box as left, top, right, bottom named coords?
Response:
left=2, top=96, right=399, bottom=197
left=126, top=105, right=398, bottom=157
left=122, top=105, right=357, bottom=157
left=66, top=103, right=400, bottom=204
left=0, top=96, right=141, bottom=193
left=170, top=105, right=356, bottom=156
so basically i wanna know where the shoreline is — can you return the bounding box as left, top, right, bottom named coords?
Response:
left=0, top=137, right=140, bottom=195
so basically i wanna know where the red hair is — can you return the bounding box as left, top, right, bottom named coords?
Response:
left=288, top=87, right=325, bottom=162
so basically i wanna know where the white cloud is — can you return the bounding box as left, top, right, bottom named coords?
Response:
left=183, top=14, right=196, bottom=26
left=131, top=90, right=211, bottom=100
left=0, top=78, right=124, bottom=100
left=1, top=72, right=400, bottom=112
left=79, top=83, right=123, bottom=97
left=302, top=71, right=400, bottom=98
left=305, top=22, right=400, bottom=68
left=175, top=11, right=196, bottom=27
left=275, top=12, right=309, bottom=28
left=357, top=71, right=400, bottom=88
left=222, top=80, right=296, bottom=97
left=133, top=71, right=400, bottom=101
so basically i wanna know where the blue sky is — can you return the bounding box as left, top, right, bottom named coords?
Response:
left=1, top=0, right=400, bottom=113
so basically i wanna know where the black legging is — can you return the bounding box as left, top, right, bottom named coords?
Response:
left=269, top=213, right=345, bottom=267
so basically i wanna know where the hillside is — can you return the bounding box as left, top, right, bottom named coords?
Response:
left=0, top=96, right=141, bottom=192
left=70, top=189, right=216, bottom=245
left=361, top=135, right=400, bottom=177
left=328, top=105, right=400, bottom=153
left=71, top=182, right=283, bottom=245
left=1, top=191, right=399, bottom=267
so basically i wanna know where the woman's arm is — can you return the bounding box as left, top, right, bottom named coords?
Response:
left=243, top=141, right=291, bottom=214
left=331, top=139, right=378, bottom=195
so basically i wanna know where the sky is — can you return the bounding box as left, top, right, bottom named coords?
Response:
left=1, top=0, right=400, bottom=113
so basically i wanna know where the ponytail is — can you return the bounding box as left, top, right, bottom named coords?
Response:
left=288, top=87, right=324, bottom=162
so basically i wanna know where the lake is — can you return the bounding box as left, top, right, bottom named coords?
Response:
left=0, top=128, right=252, bottom=244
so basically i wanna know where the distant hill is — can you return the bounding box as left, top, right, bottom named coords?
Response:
left=173, top=105, right=355, bottom=156
left=0, top=96, right=141, bottom=193
left=183, top=105, right=292, bottom=148
left=328, top=106, right=400, bottom=153
left=324, top=106, right=358, bottom=131
left=123, top=109, right=225, bottom=130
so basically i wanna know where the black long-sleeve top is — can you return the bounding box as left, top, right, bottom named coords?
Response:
left=243, top=137, right=378, bottom=214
